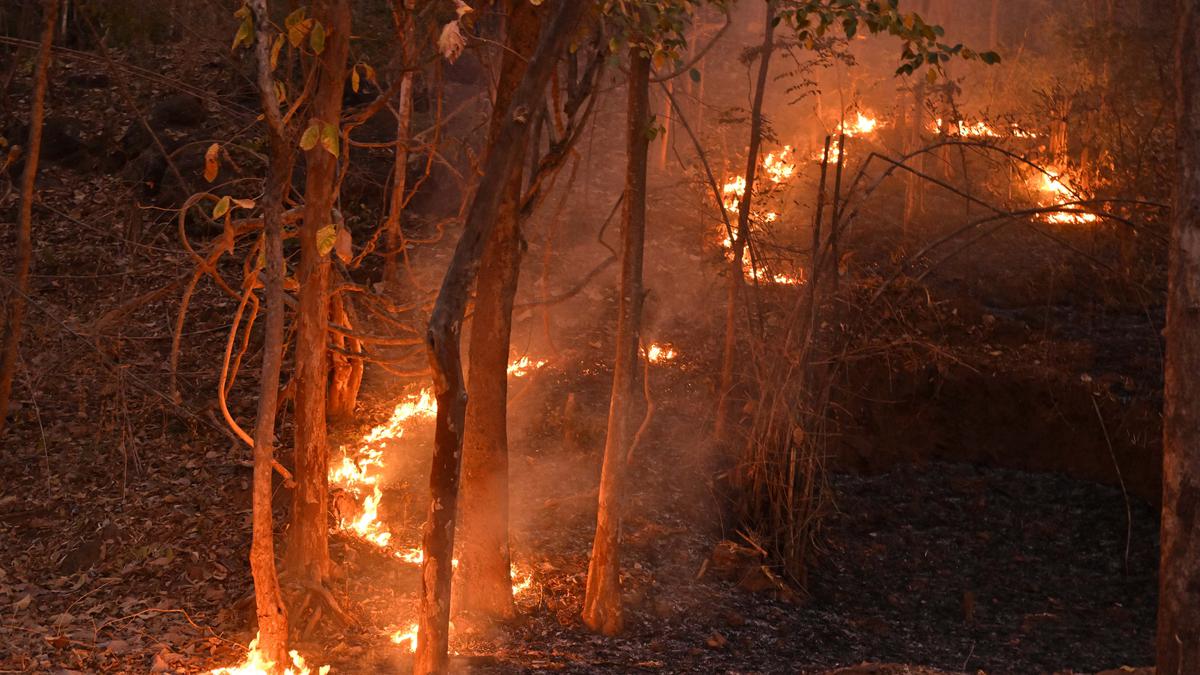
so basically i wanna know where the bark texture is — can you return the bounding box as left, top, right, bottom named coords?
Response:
left=287, top=0, right=351, bottom=584
left=0, top=0, right=57, bottom=438
left=456, top=0, right=541, bottom=622
left=415, top=3, right=588, bottom=672
left=1158, top=1, right=1200, bottom=671
left=247, top=0, right=294, bottom=664
left=581, top=47, right=651, bottom=638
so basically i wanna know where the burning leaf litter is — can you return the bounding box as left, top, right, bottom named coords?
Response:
left=209, top=633, right=329, bottom=675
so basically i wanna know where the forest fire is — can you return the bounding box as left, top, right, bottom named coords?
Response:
left=837, top=111, right=882, bottom=137
left=1033, top=169, right=1098, bottom=224
left=506, top=355, right=548, bottom=377
left=209, top=634, right=329, bottom=675
left=933, top=117, right=1039, bottom=139
left=6, top=0, right=1188, bottom=673
left=328, top=388, right=437, bottom=551
left=390, top=624, right=419, bottom=653
left=646, top=343, right=677, bottom=363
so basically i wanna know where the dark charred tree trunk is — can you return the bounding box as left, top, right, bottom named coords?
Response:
left=415, top=3, right=588, bottom=672
left=580, top=47, right=652, bottom=638
left=456, top=0, right=541, bottom=623
left=1158, top=2, right=1200, bottom=671
left=287, top=0, right=351, bottom=585
left=247, top=0, right=294, bottom=665
left=0, top=0, right=56, bottom=438
left=715, top=1, right=776, bottom=439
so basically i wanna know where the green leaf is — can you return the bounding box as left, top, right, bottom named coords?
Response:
left=316, top=224, right=337, bottom=257
left=320, top=122, right=339, bottom=158
left=231, top=14, right=253, bottom=52
left=310, top=21, right=326, bottom=55
left=299, top=121, right=321, bottom=151
left=213, top=195, right=231, bottom=219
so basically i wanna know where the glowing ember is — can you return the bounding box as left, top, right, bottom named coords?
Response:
left=390, top=623, right=419, bottom=653
left=210, top=633, right=329, bottom=675
left=507, top=356, right=548, bottom=378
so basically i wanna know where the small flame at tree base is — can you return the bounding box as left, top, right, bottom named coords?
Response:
left=209, top=633, right=329, bottom=675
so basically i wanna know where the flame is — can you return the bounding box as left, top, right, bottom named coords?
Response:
left=838, top=111, right=882, bottom=137
left=511, top=563, right=533, bottom=596
left=210, top=633, right=329, bottom=675
left=933, top=118, right=1039, bottom=139
left=1032, top=169, right=1098, bottom=225
left=715, top=147, right=806, bottom=286
left=506, top=356, right=548, bottom=378
left=646, top=343, right=677, bottom=363
left=390, top=623, right=419, bottom=653
left=329, top=388, right=437, bottom=552
left=762, top=146, right=796, bottom=184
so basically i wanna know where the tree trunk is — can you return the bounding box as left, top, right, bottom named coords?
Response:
left=287, top=0, right=351, bottom=585
left=385, top=0, right=415, bottom=289
left=456, top=0, right=540, bottom=623
left=246, top=0, right=293, bottom=666
left=0, top=0, right=56, bottom=438
left=715, top=1, right=776, bottom=439
left=415, top=3, right=588, bottom=672
left=327, top=292, right=363, bottom=420
left=580, top=47, right=651, bottom=638
left=1159, top=2, right=1200, bottom=672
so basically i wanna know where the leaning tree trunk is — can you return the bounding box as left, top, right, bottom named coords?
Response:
left=0, top=0, right=56, bottom=438
left=715, top=1, right=776, bottom=440
left=580, top=47, right=651, bottom=638
left=1158, top=2, right=1200, bottom=672
left=246, top=0, right=294, bottom=664
left=287, top=0, right=351, bottom=584
left=456, top=0, right=541, bottom=623
left=415, top=3, right=588, bottom=672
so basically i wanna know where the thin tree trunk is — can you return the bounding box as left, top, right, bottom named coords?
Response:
left=385, top=0, right=415, bottom=289
left=287, top=0, right=351, bottom=585
left=715, top=1, right=776, bottom=439
left=1159, top=2, right=1200, bottom=671
left=456, top=0, right=541, bottom=623
left=327, top=292, right=363, bottom=420
left=415, top=3, right=588, bottom=672
left=247, top=0, right=294, bottom=665
left=580, top=47, right=651, bottom=638
left=0, top=0, right=56, bottom=438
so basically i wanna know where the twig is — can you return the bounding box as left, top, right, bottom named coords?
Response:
left=1091, top=394, right=1132, bottom=575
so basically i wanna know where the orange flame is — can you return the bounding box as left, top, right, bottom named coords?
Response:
left=506, top=356, right=548, bottom=378
left=646, top=343, right=677, bottom=363
left=209, top=633, right=329, bottom=675
left=1032, top=169, right=1098, bottom=225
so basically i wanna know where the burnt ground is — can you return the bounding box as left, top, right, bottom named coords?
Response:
left=0, top=38, right=1167, bottom=675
